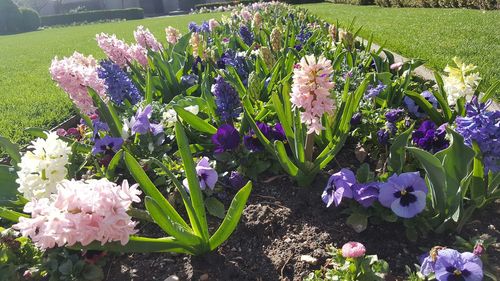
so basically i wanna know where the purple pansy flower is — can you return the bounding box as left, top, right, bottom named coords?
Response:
left=183, top=157, right=218, bottom=191
left=229, top=171, right=246, bottom=189
left=92, top=135, right=123, bottom=155
left=243, top=122, right=273, bottom=152
left=211, top=124, right=240, bottom=153
left=131, top=105, right=164, bottom=136
left=92, top=119, right=109, bottom=141
left=403, top=91, right=438, bottom=118
left=350, top=112, right=362, bottom=126
left=272, top=123, right=287, bottom=142
left=321, top=168, right=356, bottom=207
left=433, top=249, right=483, bottom=281
left=352, top=182, right=379, bottom=208
left=377, top=128, right=389, bottom=145
left=378, top=172, right=428, bottom=218
left=412, top=120, right=449, bottom=153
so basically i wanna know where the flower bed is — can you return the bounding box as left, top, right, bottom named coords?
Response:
left=0, top=1, right=498, bottom=280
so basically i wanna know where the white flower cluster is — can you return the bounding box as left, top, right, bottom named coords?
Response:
left=443, top=57, right=481, bottom=106
left=162, top=105, right=199, bottom=128
left=17, top=132, right=71, bottom=200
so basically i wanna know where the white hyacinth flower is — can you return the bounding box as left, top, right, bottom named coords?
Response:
left=443, top=57, right=481, bottom=106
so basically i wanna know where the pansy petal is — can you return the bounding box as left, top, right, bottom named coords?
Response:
left=378, top=182, right=398, bottom=207
left=204, top=169, right=218, bottom=190
left=462, top=261, right=483, bottom=281
left=390, top=190, right=426, bottom=218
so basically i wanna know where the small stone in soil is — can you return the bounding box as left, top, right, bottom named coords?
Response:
left=164, top=275, right=179, bottom=281
left=199, top=273, right=209, bottom=281
left=300, top=255, right=318, bottom=265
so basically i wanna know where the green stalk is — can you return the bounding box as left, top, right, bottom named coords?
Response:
left=304, top=132, right=315, bottom=162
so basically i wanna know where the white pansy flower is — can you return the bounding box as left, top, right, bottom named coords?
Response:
left=17, top=132, right=71, bottom=200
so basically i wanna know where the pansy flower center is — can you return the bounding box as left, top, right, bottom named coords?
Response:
left=394, top=186, right=417, bottom=206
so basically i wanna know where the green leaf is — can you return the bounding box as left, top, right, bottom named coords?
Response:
left=405, top=91, right=444, bottom=124
left=174, top=106, right=217, bottom=135
left=82, top=264, right=104, bottom=281
left=58, top=260, right=73, bottom=275
left=389, top=124, right=414, bottom=174
left=407, top=147, right=446, bottom=217
left=174, top=122, right=209, bottom=243
left=346, top=213, right=368, bottom=233
left=0, top=207, right=28, bottom=222
left=274, top=141, right=298, bottom=176
left=470, top=141, right=485, bottom=203
left=145, top=196, right=201, bottom=246
left=356, top=163, right=370, bottom=183
left=145, top=68, right=153, bottom=104
left=75, top=236, right=195, bottom=255
left=205, top=197, right=225, bottom=219
left=88, top=89, right=122, bottom=137
left=481, top=80, right=499, bottom=103
left=0, top=136, right=20, bottom=165
left=209, top=181, right=252, bottom=250
left=105, top=150, right=123, bottom=180
left=123, top=152, right=192, bottom=231
left=0, top=165, right=19, bottom=204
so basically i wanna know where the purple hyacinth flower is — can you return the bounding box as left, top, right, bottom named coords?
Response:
left=378, top=172, right=428, bottom=218
left=243, top=122, right=272, bottom=152
left=352, top=182, right=379, bottom=208
left=321, top=168, right=356, bottom=207
left=229, top=171, right=246, bottom=189
left=211, top=124, right=240, bottom=153
left=412, top=120, right=449, bottom=153
left=188, top=22, right=199, bottom=33
left=239, top=25, right=254, bottom=46
left=403, top=91, right=438, bottom=118
left=433, top=249, right=483, bottom=281
left=212, top=75, right=242, bottom=122
left=131, top=105, right=164, bottom=136
left=385, top=108, right=405, bottom=123
left=364, top=81, right=386, bottom=99
left=183, top=157, right=218, bottom=191
left=200, top=21, right=210, bottom=33
left=92, top=135, right=123, bottom=155
left=98, top=60, right=142, bottom=105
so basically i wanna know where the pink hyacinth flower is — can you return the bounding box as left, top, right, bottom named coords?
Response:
left=341, top=241, right=366, bottom=258
left=128, top=44, right=149, bottom=67
left=96, top=33, right=131, bottom=68
left=134, top=25, right=162, bottom=52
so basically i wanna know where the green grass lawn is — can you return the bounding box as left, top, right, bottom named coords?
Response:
left=302, top=3, right=500, bottom=91
left=0, top=13, right=222, bottom=146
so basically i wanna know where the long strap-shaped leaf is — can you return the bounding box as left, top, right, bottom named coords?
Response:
left=209, top=181, right=252, bottom=250
left=174, top=106, right=217, bottom=135
left=145, top=197, right=202, bottom=247
left=123, top=152, right=192, bottom=232
left=88, top=88, right=123, bottom=137
left=174, top=123, right=209, bottom=244
left=0, top=136, right=21, bottom=165
left=0, top=207, right=29, bottom=222
left=74, top=236, right=195, bottom=255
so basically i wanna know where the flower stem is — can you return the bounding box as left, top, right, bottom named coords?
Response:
left=305, top=133, right=315, bottom=162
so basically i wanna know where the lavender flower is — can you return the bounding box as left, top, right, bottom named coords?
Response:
left=98, top=60, right=141, bottom=105
left=211, top=76, right=242, bottom=122
left=243, top=122, right=273, bottom=152
left=183, top=157, right=218, bottom=191
left=456, top=97, right=499, bottom=173
left=321, top=168, right=356, bottom=207
left=378, top=172, right=428, bottom=218
left=364, top=81, right=386, bottom=99
left=211, top=124, right=240, bottom=153
left=131, top=105, right=163, bottom=136
left=412, top=120, right=449, bottom=153
left=403, top=91, right=438, bottom=118
left=433, top=249, right=483, bottom=281
left=92, top=136, right=123, bottom=155
left=385, top=108, right=405, bottom=123
left=352, top=182, right=379, bottom=208
left=239, top=25, right=254, bottom=46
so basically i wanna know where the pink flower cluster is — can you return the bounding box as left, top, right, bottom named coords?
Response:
left=134, top=25, right=162, bottom=52
left=165, top=26, right=181, bottom=45
left=96, top=32, right=148, bottom=68
left=290, top=55, right=335, bottom=134
left=50, top=52, right=106, bottom=115
left=14, top=179, right=141, bottom=250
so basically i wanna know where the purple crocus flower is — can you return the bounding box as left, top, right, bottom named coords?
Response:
left=243, top=122, right=272, bottom=152
left=378, top=172, right=428, bottom=218
left=385, top=108, right=405, bottom=123
left=403, top=91, right=438, bottom=118
left=92, top=135, right=123, bottom=155
left=364, top=81, right=386, bottom=99
left=433, top=249, right=483, bottom=281
left=229, top=171, right=246, bottom=189
left=131, top=105, right=164, bottom=136
left=183, top=157, right=218, bottom=191
left=352, top=182, right=379, bottom=208
left=211, top=124, right=240, bottom=153
left=412, top=120, right=449, bottom=153
left=321, top=168, right=356, bottom=207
